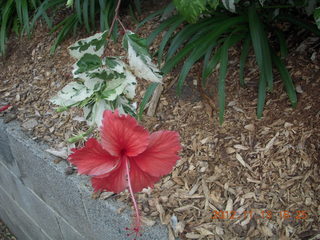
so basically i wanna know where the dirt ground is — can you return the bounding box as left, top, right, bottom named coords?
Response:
left=0, top=6, right=319, bottom=240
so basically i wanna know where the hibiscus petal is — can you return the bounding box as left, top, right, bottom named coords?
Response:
left=128, top=159, right=160, bottom=193
left=133, top=131, right=181, bottom=177
left=100, top=110, right=149, bottom=157
left=68, top=138, right=118, bottom=176
left=91, top=160, right=127, bottom=193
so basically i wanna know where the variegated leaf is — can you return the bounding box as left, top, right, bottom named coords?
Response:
left=50, top=82, right=93, bottom=107
left=123, top=31, right=163, bottom=83
left=69, top=31, right=108, bottom=59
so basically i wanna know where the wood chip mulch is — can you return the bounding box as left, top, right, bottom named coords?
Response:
left=1, top=10, right=319, bottom=240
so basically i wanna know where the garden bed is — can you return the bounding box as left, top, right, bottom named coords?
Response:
left=1, top=10, right=320, bottom=240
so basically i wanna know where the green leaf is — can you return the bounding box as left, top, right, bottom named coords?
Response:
left=157, top=17, right=185, bottom=65
left=50, top=82, right=93, bottom=107
left=90, top=99, right=111, bottom=126
left=75, top=0, right=82, bottom=23
left=248, top=6, right=273, bottom=91
left=275, top=29, right=288, bottom=59
left=123, top=31, right=162, bottom=82
left=218, top=39, right=229, bottom=124
left=146, top=15, right=183, bottom=46
left=222, top=0, right=236, bottom=12
left=138, top=82, right=159, bottom=120
left=173, top=0, right=207, bottom=23
left=208, top=0, right=220, bottom=9
left=0, top=0, right=14, bottom=56
left=74, top=53, right=102, bottom=75
left=278, top=14, right=320, bottom=36
left=69, top=31, right=108, bottom=59
left=271, top=50, right=297, bottom=107
left=257, top=75, right=266, bottom=119
left=239, top=34, right=250, bottom=86
left=314, top=7, right=320, bottom=29
left=83, top=0, right=90, bottom=32
left=217, top=33, right=245, bottom=123
left=163, top=16, right=246, bottom=74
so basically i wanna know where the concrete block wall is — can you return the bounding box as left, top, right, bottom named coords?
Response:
left=0, top=119, right=167, bottom=240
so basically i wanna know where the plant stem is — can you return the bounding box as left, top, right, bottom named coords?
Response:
left=108, top=0, right=122, bottom=38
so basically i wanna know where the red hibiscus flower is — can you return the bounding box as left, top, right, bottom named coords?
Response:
left=0, top=105, right=11, bottom=112
left=68, top=110, right=181, bottom=238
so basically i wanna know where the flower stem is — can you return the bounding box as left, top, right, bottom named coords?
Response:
left=125, top=158, right=141, bottom=238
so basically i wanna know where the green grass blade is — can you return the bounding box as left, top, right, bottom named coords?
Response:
left=90, top=0, right=95, bottom=30
left=239, top=34, right=251, bottom=87
left=217, top=32, right=246, bottom=124
left=202, top=47, right=221, bottom=85
left=166, top=16, right=229, bottom=59
left=83, top=0, right=90, bottom=32
left=136, top=9, right=164, bottom=30
left=202, top=31, right=245, bottom=83
left=218, top=41, right=228, bottom=124
left=278, top=15, right=320, bottom=36
left=275, top=29, right=288, bottom=59
left=21, top=0, right=31, bottom=35
left=0, top=0, right=14, bottom=55
left=134, top=0, right=142, bottom=15
left=146, top=15, right=182, bottom=46
left=157, top=17, right=184, bottom=65
left=15, top=0, right=23, bottom=29
left=162, top=16, right=246, bottom=74
left=12, top=17, right=21, bottom=35
left=201, top=44, right=216, bottom=84
left=138, top=82, right=159, bottom=120
left=99, top=0, right=106, bottom=30
left=271, top=50, right=297, bottom=107
left=75, top=0, right=82, bottom=24
left=50, top=13, right=77, bottom=54
left=248, top=6, right=273, bottom=91
left=176, top=38, right=217, bottom=94
left=257, top=75, right=267, bottom=118
left=32, top=0, right=65, bottom=29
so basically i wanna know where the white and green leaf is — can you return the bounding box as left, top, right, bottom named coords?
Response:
left=91, top=99, right=112, bottom=127
left=69, top=31, right=108, bottom=59
left=50, top=82, right=93, bottom=107
left=72, top=53, right=102, bottom=79
left=222, top=0, right=236, bottom=12
left=123, top=31, right=163, bottom=83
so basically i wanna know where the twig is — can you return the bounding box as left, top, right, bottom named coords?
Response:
left=197, top=73, right=215, bottom=116
left=147, top=84, right=163, bottom=117
left=108, top=0, right=122, bottom=38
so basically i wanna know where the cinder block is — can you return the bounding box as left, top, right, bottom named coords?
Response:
left=0, top=161, right=63, bottom=240
left=57, top=216, right=86, bottom=240
left=0, top=205, right=32, bottom=240
left=0, top=186, right=52, bottom=240
left=5, top=123, right=94, bottom=239
left=79, top=184, right=168, bottom=240
left=0, top=120, right=20, bottom=176
left=0, top=120, right=168, bottom=240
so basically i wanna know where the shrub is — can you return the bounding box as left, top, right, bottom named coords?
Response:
left=33, top=0, right=141, bottom=53
left=0, top=0, right=42, bottom=56
left=144, top=0, right=320, bottom=123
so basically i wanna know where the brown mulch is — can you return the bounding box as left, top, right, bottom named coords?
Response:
left=1, top=7, right=320, bottom=240
left=0, top=220, right=15, bottom=240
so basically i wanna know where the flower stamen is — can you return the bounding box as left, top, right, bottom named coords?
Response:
left=125, top=157, right=141, bottom=239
